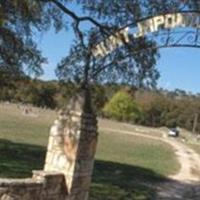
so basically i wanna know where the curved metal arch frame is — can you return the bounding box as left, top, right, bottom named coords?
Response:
left=120, top=10, right=200, bottom=32
left=92, top=10, right=200, bottom=59
left=124, top=10, right=200, bottom=51
left=148, top=28, right=200, bottom=50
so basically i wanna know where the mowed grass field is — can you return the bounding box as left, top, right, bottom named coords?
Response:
left=0, top=103, right=180, bottom=200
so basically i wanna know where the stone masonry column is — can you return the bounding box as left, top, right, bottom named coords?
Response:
left=44, top=93, right=98, bottom=200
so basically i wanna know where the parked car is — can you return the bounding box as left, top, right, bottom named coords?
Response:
left=168, top=127, right=179, bottom=137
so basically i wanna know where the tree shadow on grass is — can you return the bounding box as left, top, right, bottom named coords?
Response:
left=1, top=140, right=200, bottom=199
left=90, top=160, right=169, bottom=200
left=0, top=139, right=167, bottom=199
left=0, top=139, right=46, bottom=178
left=0, top=140, right=200, bottom=199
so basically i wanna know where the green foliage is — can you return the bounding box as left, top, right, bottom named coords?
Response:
left=0, top=1, right=46, bottom=76
left=56, top=33, right=160, bottom=89
left=2, top=0, right=200, bottom=80
left=91, top=85, right=107, bottom=114
left=103, top=91, right=141, bottom=122
left=135, top=89, right=200, bottom=133
left=0, top=73, right=66, bottom=109
left=1, top=71, right=200, bottom=134
left=0, top=0, right=68, bottom=76
left=0, top=71, right=108, bottom=111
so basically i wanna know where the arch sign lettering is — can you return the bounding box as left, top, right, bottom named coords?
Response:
left=92, top=12, right=200, bottom=58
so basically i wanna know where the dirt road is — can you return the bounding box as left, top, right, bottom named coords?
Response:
left=100, top=127, right=200, bottom=200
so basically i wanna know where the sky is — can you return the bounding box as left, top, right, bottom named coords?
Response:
left=157, top=47, right=200, bottom=94
left=35, top=12, right=200, bottom=94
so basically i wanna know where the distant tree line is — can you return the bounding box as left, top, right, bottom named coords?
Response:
left=103, top=89, right=200, bottom=134
left=1, top=71, right=200, bottom=133
left=0, top=71, right=74, bottom=109
left=0, top=71, right=109, bottom=110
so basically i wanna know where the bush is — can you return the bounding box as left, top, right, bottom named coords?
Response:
left=103, top=91, right=142, bottom=122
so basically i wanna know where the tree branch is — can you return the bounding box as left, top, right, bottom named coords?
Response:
left=45, top=0, right=110, bottom=35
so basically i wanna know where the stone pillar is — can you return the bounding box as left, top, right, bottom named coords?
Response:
left=44, top=94, right=98, bottom=200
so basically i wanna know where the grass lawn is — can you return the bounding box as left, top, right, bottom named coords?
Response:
left=0, top=103, right=180, bottom=200
left=0, top=103, right=56, bottom=145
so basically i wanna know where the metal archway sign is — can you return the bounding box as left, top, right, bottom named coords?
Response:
left=92, top=11, right=200, bottom=58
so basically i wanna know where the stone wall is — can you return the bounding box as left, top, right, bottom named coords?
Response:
left=0, top=94, right=98, bottom=200
left=0, top=171, right=67, bottom=200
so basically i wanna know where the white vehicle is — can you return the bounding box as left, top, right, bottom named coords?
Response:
left=168, top=128, right=179, bottom=137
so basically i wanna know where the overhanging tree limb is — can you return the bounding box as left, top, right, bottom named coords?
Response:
left=41, top=0, right=110, bottom=36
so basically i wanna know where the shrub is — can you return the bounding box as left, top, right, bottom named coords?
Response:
left=103, top=91, right=141, bottom=122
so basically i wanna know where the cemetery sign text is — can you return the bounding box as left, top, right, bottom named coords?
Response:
left=92, top=12, right=200, bottom=58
